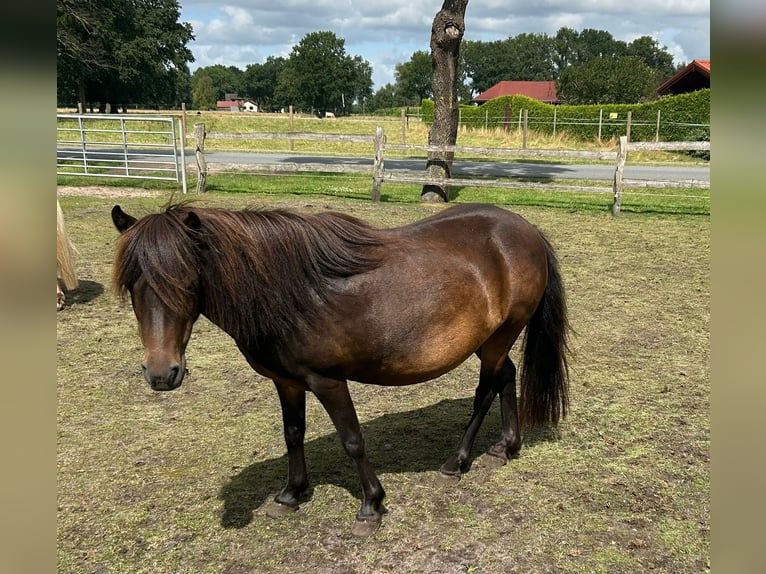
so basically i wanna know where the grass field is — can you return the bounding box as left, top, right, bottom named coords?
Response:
left=57, top=110, right=709, bottom=165
left=57, top=179, right=709, bottom=573
left=56, top=111, right=709, bottom=217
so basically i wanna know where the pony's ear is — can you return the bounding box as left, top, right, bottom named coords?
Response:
left=112, top=205, right=137, bottom=233
left=182, top=210, right=202, bottom=232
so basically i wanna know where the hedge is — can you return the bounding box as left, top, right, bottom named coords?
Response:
left=420, top=89, right=709, bottom=142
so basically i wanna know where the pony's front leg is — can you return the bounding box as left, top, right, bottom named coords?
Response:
left=266, top=381, right=310, bottom=516
left=307, top=375, right=386, bottom=537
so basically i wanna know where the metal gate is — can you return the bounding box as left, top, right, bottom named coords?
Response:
left=57, top=114, right=187, bottom=193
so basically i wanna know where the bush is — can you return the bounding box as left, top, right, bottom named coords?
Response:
left=421, top=89, right=710, bottom=143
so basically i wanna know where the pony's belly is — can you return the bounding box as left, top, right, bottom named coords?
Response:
left=351, top=359, right=469, bottom=386
left=342, top=330, right=488, bottom=386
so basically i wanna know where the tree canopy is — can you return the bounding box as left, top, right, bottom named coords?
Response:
left=458, top=27, right=678, bottom=103
left=557, top=56, right=656, bottom=104
left=57, top=0, right=194, bottom=110
left=242, top=57, right=288, bottom=112
left=56, top=0, right=680, bottom=113
left=395, top=51, right=433, bottom=105
left=276, top=31, right=373, bottom=116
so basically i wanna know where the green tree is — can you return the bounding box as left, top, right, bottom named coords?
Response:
left=465, top=33, right=555, bottom=92
left=557, top=56, right=655, bottom=104
left=626, top=36, right=679, bottom=88
left=343, top=55, right=374, bottom=114
left=57, top=0, right=194, bottom=110
left=458, top=27, right=675, bottom=102
left=369, top=83, right=409, bottom=111
left=505, top=33, right=556, bottom=81
left=191, top=64, right=244, bottom=101
left=552, top=27, right=626, bottom=74
left=192, top=75, right=216, bottom=110
left=242, top=56, right=287, bottom=111
left=395, top=50, right=433, bottom=104
left=461, top=38, right=513, bottom=94
left=277, top=31, right=372, bottom=115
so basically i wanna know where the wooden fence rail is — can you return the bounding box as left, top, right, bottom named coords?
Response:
left=191, top=126, right=709, bottom=216
left=612, top=136, right=710, bottom=215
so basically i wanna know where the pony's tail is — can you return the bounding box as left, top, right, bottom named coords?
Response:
left=57, top=200, right=78, bottom=290
left=519, top=234, right=571, bottom=429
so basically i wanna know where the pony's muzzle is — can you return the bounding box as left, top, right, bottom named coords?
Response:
left=141, top=356, right=187, bottom=391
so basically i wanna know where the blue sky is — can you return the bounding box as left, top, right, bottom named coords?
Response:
left=178, top=0, right=710, bottom=90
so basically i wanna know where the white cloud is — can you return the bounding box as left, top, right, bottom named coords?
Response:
left=179, top=0, right=709, bottom=88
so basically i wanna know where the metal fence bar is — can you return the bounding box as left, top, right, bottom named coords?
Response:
left=57, top=114, right=184, bottom=191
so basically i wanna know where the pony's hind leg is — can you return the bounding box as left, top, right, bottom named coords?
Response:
left=440, top=337, right=523, bottom=479
left=440, top=349, right=501, bottom=479
left=487, top=357, right=522, bottom=463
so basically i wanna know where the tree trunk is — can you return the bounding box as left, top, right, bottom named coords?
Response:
left=422, top=0, right=468, bottom=202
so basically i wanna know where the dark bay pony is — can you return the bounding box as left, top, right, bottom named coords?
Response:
left=111, top=202, right=570, bottom=537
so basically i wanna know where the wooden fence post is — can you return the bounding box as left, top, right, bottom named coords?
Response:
left=522, top=109, right=529, bottom=149
left=371, top=126, right=385, bottom=201
left=194, top=122, right=207, bottom=194
left=612, top=135, right=627, bottom=216
left=626, top=111, right=632, bottom=143
left=598, top=109, right=603, bottom=142
left=552, top=107, right=557, bottom=138
left=401, top=108, right=407, bottom=145
left=655, top=109, right=661, bottom=142
left=289, top=105, right=295, bottom=151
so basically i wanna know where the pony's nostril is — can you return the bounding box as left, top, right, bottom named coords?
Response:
left=141, top=362, right=183, bottom=390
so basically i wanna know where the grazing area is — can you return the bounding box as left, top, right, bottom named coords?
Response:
left=57, top=184, right=709, bottom=573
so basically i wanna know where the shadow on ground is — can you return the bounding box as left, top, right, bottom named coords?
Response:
left=219, top=397, right=559, bottom=528
left=66, top=279, right=105, bottom=305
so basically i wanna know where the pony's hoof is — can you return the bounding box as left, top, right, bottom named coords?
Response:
left=264, top=501, right=298, bottom=518
left=437, top=471, right=462, bottom=485
left=351, top=517, right=381, bottom=537
left=480, top=453, right=508, bottom=469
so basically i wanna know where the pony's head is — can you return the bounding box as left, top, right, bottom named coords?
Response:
left=112, top=205, right=202, bottom=391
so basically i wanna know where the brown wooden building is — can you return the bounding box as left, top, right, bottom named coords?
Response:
left=657, top=59, right=710, bottom=96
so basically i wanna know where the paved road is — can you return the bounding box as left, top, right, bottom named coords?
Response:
left=58, top=146, right=709, bottom=183
left=205, top=151, right=710, bottom=183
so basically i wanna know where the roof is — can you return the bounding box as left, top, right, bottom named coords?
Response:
left=657, top=59, right=710, bottom=96
left=472, top=81, right=559, bottom=104
left=216, top=100, right=240, bottom=109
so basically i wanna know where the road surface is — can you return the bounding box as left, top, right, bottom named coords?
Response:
left=204, top=151, right=710, bottom=183
left=57, top=146, right=710, bottom=184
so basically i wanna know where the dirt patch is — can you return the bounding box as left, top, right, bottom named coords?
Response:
left=57, top=185, right=165, bottom=199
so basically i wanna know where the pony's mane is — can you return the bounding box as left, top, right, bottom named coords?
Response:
left=114, top=204, right=389, bottom=348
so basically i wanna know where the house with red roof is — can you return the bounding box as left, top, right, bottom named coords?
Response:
left=471, top=81, right=559, bottom=105
left=216, top=99, right=240, bottom=111
left=657, top=59, right=710, bottom=96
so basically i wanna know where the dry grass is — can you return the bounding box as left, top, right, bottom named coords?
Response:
left=57, top=111, right=706, bottom=165
left=57, top=187, right=709, bottom=573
